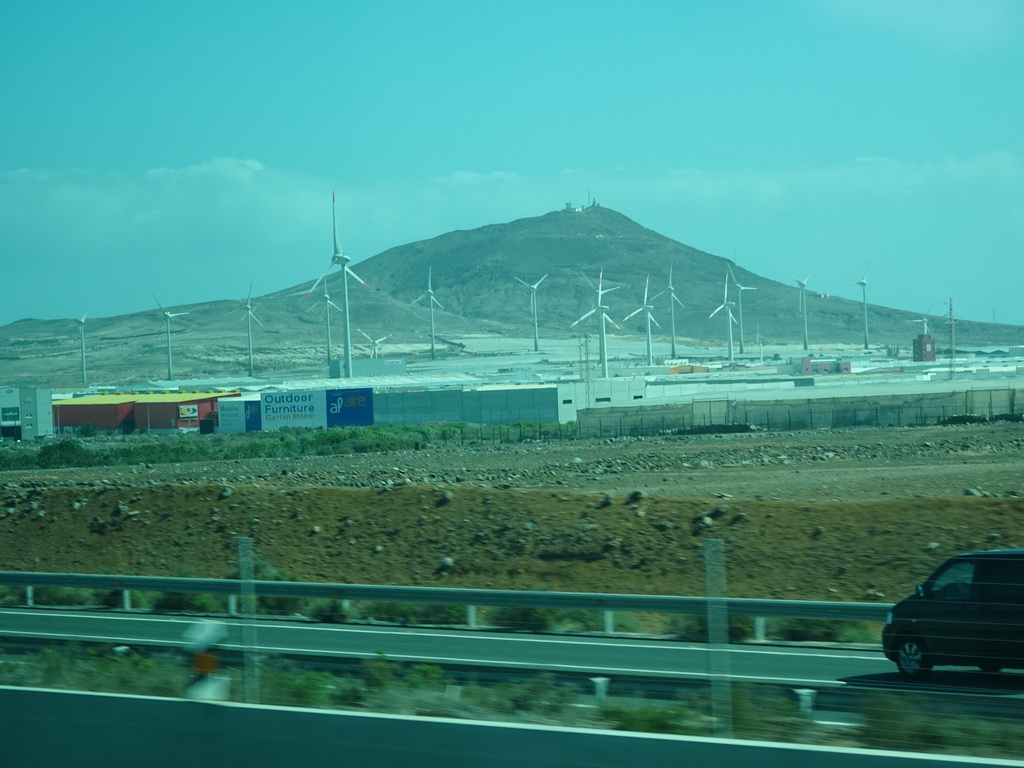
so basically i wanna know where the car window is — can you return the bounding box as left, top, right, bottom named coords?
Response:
left=974, top=559, right=1024, bottom=603
left=930, top=559, right=975, bottom=601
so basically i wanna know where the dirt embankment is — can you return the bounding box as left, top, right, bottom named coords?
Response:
left=1, top=422, right=1022, bottom=601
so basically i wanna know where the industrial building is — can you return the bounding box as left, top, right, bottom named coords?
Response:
left=0, top=387, right=54, bottom=440
left=52, top=392, right=235, bottom=434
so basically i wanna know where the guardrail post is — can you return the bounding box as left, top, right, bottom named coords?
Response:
left=228, top=595, right=238, bottom=615
left=25, top=585, right=33, bottom=607
left=705, top=538, right=733, bottom=737
left=754, top=616, right=767, bottom=642
left=466, top=605, right=478, bottom=628
left=603, top=610, right=615, bottom=634
left=122, top=590, right=132, bottom=610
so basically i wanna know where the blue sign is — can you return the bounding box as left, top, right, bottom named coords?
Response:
left=326, top=388, right=373, bottom=427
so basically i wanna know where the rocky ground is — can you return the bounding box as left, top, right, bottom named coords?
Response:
left=1, top=422, right=1023, bottom=602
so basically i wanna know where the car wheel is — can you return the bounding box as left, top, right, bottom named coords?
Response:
left=896, top=636, right=933, bottom=679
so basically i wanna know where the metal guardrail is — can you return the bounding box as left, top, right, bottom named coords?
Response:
left=0, top=571, right=893, bottom=622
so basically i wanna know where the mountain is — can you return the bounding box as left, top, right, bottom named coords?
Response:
left=1, top=206, right=1021, bottom=387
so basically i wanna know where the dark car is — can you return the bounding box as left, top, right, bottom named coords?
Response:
left=883, top=549, right=1024, bottom=679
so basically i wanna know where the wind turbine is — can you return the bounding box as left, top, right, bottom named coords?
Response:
left=790, top=273, right=812, bottom=351
left=153, top=295, right=188, bottom=380
left=413, top=267, right=444, bottom=360
left=728, top=267, right=756, bottom=355
left=72, top=311, right=88, bottom=385
left=514, top=273, right=547, bottom=352
left=709, top=271, right=738, bottom=362
left=305, top=192, right=370, bottom=378
left=666, top=262, right=686, bottom=359
left=358, top=328, right=390, bottom=359
left=570, top=268, right=621, bottom=378
left=240, top=284, right=264, bottom=377
left=623, top=275, right=662, bottom=366
left=851, top=267, right=870, bottom=350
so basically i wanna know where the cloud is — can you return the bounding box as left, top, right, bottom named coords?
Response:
left=817, top=0, right=1023, bottom=52
left=2, top=153, right=1022, bottom=324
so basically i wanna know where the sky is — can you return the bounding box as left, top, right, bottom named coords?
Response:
left=2, top=0, right=1023, bottom=327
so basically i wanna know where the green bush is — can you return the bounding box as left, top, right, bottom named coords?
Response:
left=600, top=700, right=701, bottom=735
left=31, top=587, right=95, bottom=607
left=361, top=653, right=396, bottom=689
left=667, top=613, right=753, bottom=642
left=489, top=605, right=556, bottom=632
left=773, top=618, right=845, bottom=642
left=307, top=599, right=349, bottom=624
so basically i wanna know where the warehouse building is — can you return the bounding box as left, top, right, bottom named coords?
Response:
left=53, top=392, right=236, bottom=434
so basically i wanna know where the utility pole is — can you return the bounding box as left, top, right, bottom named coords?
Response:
left=947, top=298, right=956, bottom=381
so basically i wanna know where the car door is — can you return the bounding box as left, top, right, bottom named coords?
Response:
left=970, top=558, right=1024, bottom=668
left=916, top=558, right=980, bottom=665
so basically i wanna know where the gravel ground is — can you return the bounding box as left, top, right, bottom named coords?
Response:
left=1, top=422, right=1022, bottom=602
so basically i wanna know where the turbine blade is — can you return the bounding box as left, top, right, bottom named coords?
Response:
left=432, top=297, right=445, bottom=310
left=346, top=266, right=370, bottom=288
left=570, top=308, right=597, bottom=327
left=249, top=311, right=264, bottom=328
left=305, top=261, right=333, bottom=299
left=603, top=314, right=622, bottom=331
left=672, top=294, right=685, bottom=308
left=649, top=313, right=661, bottom=329
left=534, top=274, right=548, bottom=288
left=709, top=304, right=725, bottom=320
left=623, top=307, right=643, bottom=322
left=514, top=276, right=531, bottom=287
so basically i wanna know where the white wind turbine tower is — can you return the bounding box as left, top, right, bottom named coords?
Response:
left=728, top=267, right=756, bottom=355
left=666, top=261, right=686, bottom=359
left=413, top=267, right=444, bottom=360
left=790, top=273, right=812, bottom=351
left=358, top=328, right=390, bottom=359
left=623, top=275, right=662, bottom=366
left=570, top=268, right=621, bottom=378
left=514, top=273, right=547, bottom=352
left=153, top=295, right=188, bottom=380
left=241, top=284, right=264, bottom=377
left=851, top=266, right=870, bottom=350
left=73, top=311, right=89, bottom=385
left=709, top=271, right=738, bottom=362
left=305, top=192, right=370, bottom=378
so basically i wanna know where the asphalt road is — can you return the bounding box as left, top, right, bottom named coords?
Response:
left=0, top=607, right=901, bottom=685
